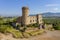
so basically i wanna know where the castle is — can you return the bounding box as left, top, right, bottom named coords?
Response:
left=17, top=7, right=43, bottom=26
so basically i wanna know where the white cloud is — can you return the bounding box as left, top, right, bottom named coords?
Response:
left=45, top=4, right=59, bottom=7
left=45, top=8, right=59, bottom=13
left=53, top=8, right=58, bottom=11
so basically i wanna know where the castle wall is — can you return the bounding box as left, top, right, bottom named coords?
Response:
left=16, top=17, right=22, bottom=23
left=28, top=15, right=43, bottom=24
left=37, top=14, right=43, bottom=24
left=17, top=7, right=43, bottom=26
left=16, top=15, right=43, bottom=25
left=29, top=16, right=37, bottom=24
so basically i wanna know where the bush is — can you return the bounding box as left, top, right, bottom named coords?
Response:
left=0, top=25, right=23, bottom=38
left=27, top=24, right=33, bottom=27
left=27, top=23, right=39, bottom=28
left=27, top=29, right=44, bottom=36
left=43, top=18, right=60, bottom=30
left=12, top=31, right=23, bottom=38
left=32, top=23, right=39, bottom=27
left=53, top=23, right=60, bottom=30
left=0, top=25, right=11, bottom=33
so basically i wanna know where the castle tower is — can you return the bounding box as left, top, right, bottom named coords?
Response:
left=22, top=7, right=29, bottom=26
left=37, top=14, right=43, bottom=24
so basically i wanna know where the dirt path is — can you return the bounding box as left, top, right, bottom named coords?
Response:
left=0, top=30, right=60, bottom=40
left=25, top=30, right=60, bottom=40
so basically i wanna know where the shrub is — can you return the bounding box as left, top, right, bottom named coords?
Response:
left=0, top=25, right=11, bottom=33
left=32, top=23, right=39, bottom=27
left=27, top=24, right=33, bottom=27
left=12, top=31, right=23, bottom=38
left=27, top=29, right=44, bottom=36
left=27, top=23, right=39, bottom=28
left=53, top=23, right=60, bottom=30
left=0, top=25, right=23, bottom=38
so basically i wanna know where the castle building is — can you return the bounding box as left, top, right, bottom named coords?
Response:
left=17, top=7, right=43, bottom=26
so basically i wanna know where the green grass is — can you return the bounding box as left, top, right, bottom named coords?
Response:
left=26, top=29, right=44, bottom=36
left=43, top=18, right=60, bottom=30
left=0, top=25, right=45, bottom=38
left=0, top=25, right=23, bottom=38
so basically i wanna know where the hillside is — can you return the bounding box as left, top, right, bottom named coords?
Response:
left=42, top=12, right=60, bottom=17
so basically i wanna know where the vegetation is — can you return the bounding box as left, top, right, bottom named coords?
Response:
left=0, top=17, right=44, bottom=38
left=0, top=25, right=23, bottom=38
left=0, top=16, right=60, bottom=38
left=27, top=29, right=44, bottom=36
left=0, top=17, right=23, bottom=38
left=43, top=17, right=60, bottom=30
left=27, top=23, right=39, bottom=28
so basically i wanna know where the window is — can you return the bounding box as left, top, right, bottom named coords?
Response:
left=30, top=20, right=32, bottom=23
left=33, top=20, right=34, bottom=22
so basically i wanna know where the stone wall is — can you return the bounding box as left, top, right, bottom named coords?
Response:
left=17, top=7, right=43, bottom=26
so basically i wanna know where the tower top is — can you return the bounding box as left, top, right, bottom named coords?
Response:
left=22, top=6, right=29, bottom=9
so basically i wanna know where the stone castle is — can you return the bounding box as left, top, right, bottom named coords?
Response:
left=17, top=7, right=43, bottom=26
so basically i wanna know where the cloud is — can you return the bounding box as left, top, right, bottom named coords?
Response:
left=45, top=7, right=59, bottom=13
left=53, top=8, right=58, bottom=11
left=45, top=4, right=59, bottom=7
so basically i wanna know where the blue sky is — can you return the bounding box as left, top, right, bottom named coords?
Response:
left=0, top=0, right=60, bottom=16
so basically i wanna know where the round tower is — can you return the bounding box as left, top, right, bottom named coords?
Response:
left=22, top=7, right=29, bottom=26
